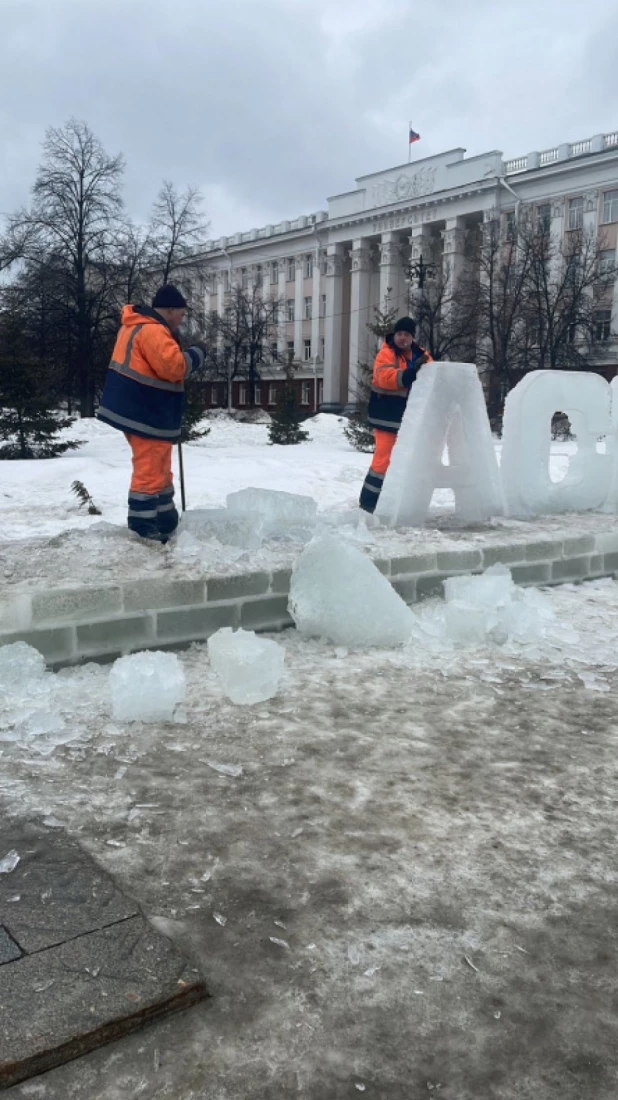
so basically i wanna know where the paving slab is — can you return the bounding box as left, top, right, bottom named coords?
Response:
left=0, top=822, right=208, bottom=1089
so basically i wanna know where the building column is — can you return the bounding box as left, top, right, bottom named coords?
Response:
left=311, top=251, right=322, bottom=410
left=294, top=254, right=304, bottom=361
left=346, top=239, right=372, bottom=410
left=442, top=217, right=467, bottom=290
left=322, top=243, right=345, bottom=412
left=277, top=263, right=287, bottom=360
left=378, top=232, right=402, bottom=316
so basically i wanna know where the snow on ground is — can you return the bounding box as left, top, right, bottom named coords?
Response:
left=1, top=580, right=618, bottom=1098
left=0, top=414, right=614, bottom=590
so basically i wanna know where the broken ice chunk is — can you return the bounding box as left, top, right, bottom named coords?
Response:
left=226, top=488, right=317, bottom=539
left=109, top=651, right=186, bottom=722
left=289, top=533, right=415, bottom=647
left=0, top=850, right=20, bottom=873
left=444, top=564, right=514, bottom=608
left=207, top=628, right=285, bottom=705
left=0, top=642, right=46, bottom=689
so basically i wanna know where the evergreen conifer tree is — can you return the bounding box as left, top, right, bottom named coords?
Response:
left=344, top=301, right=397, bottom=452
left=268, top=365, right=309, bottom=445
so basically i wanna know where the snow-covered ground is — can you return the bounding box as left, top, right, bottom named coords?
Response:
left=1, top=414, right=614, bottom=590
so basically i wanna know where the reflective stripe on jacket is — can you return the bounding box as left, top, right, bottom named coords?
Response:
left=97, top=305, right=194, bottom=441
left=366, top=339, right=431, bottom=433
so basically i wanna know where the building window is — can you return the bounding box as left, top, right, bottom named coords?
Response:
left=239, top=384, right=248, bottom=405
left=599, top=250, right=616, bottom=280
left=255, top=265, right=262, bottom=287
left=254, top=384, right=262, bottom=404
left=271, top=260, right=279, bottom=281
left=241, top=267, right=249, bottom=289
left=286, top=299, right=295, bottom=322
left=304, top=296, right=312, bottom=320
left=287, top=340, right=295, bottom=363
left=320, top=255, right=327, bottom=275
left=268, top=384, right=277, bottom=406
left=270, top=342, right=278, bottom=362
left=320, top=336, right=325, bottom=360
left=318, top=379, right=323, bottom=404
left=287, top=258, right=295, bottom=281
left=568, top=196, right=583, bottom=231
left=603, top=190, right=618, bottom=224
left=504, top=211, right=516, bottom=241
left=304, top=255, right=313, bottom=278
left=320, top=294, right=326, bottom=317
left=303, top=339, right=312, bottom=361
left=567, top=323, right=577, bottom=344
left=222, top=269, right=229, bottom=291
left=301, top=381, right=311, bottom=405
left=594, top=310, right=612, bottom=342
left=537, top=204, right=551, bottom=233
left=211, top=384, right=220, bottom=406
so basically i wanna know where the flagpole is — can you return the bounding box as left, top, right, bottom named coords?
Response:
left=408, top=121, right=411, bottom=163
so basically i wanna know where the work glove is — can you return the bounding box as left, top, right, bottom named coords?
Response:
left=183, top=342, right=207, bottom=378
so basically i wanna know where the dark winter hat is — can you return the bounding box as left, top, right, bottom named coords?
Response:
left=393, top=316, right=416, bottom=336
left=152, top=284, right=188, bottom=309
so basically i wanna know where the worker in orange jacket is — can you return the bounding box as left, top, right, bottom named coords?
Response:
left=97, top=285, right=206, bottom=543
left=359, top=316, right=431, bottom=513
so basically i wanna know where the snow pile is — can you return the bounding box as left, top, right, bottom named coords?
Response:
left=289, top=533, right=415, bottom=647
left=208, top=627, right=285, bottom=705
left=109, top=651, right=186, bottom=722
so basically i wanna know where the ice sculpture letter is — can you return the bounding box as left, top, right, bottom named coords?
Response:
left=501, top=371, right=612, bottom=516
left=375, top=363, right=505, bottom=527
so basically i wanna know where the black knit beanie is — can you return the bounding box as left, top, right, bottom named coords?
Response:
left=152, top=284, right=188, bottom=309
left=393, top=316, right=416, bottom=336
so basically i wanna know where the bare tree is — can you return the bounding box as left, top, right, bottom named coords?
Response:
left=476, top=215, right=533, bottom=422
left=215, top=285, right=283, bottom=405
left=414, top=268, right=479, bottom=362
left=521, top=218, right=616, bottom=372
left=149, top=181, right=210, bottom=285
left=4, top=119, right=124, bottom=416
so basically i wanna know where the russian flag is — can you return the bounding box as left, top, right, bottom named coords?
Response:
left=409, top=126, right=420, bottom=144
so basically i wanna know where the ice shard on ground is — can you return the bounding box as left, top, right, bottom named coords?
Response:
left=207, top=627, right=285, bottom=705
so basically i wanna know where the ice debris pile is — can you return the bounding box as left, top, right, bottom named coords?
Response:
left=0, top=641, right=70, bottom=749
left=109, top=650, right=186, bottom=722
left=289, top=536, right=566, bottom=654
left=289, top=533, right=415, bottom=647
left=208, top=627, right=285, bottom=705
left=175, top=488, right=368, bottom=559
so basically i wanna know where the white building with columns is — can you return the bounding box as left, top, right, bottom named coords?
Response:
left=198, top=129, right=618, bottom=413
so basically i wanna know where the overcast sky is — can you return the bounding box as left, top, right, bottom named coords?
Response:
left=1, top=0, right=617, bottom=239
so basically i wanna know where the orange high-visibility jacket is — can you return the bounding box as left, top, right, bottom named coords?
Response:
left=367, top=339, right=431, bottom=433
left=97, top=305, right=198, bottom=441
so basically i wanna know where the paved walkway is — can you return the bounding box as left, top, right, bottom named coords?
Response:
left=0, top=823, right=207, bottom=1089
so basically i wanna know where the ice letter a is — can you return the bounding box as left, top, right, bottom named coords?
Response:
left=375, top=363, right=504, bottom=527
left=501, top=371, right=611, bottom=516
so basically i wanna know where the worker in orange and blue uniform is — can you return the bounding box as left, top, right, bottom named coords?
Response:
left=359, top=316, right=431, bottom=513
left=97, top=285, right=206, bottom=543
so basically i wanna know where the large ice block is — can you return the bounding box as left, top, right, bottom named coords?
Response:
left=375, top=363, right=504, bottom=527
left=207, top=627, right=285, bottom=705
left=109, top=651, right=186, bottom=722
left=501, top=370, right=612, bottom=516
left=288, top=533, right=415, bottom=646
left=180, top=508, right=264, bottom=550
left=226, top=488, right=318, bottom=538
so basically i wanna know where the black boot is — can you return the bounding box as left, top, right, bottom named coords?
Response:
left=359, top=469, right=384, bottom=514
left=128, top=491, right=167, bottom=542
left=157, top=483, right=179, bottom=538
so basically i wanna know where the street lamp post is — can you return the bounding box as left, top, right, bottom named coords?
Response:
left=403, top=253, right=436, bottom=311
